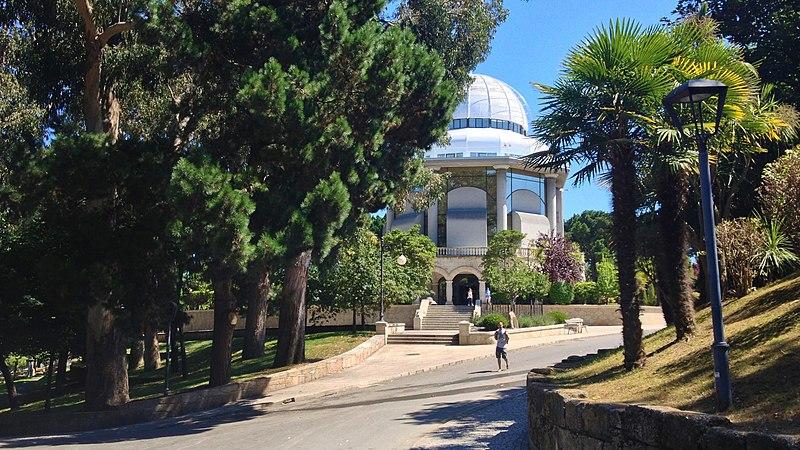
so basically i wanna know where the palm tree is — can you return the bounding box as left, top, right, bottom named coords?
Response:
left=527, top=19, right=678, bottom=369
left=658, top=16, right=796, bottom=306
left=646, top=16, right=759, bottom=340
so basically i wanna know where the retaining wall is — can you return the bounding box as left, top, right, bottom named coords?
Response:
left=527, top=372, right=800, bottom=449
left=183, top=305, right=417, bottom=333
left=459, top=323, right=567, bottom=345
left=0, top=336, right=385, bottom=437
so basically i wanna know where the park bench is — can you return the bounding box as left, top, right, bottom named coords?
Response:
left=564, top=318, right=586, bottom=334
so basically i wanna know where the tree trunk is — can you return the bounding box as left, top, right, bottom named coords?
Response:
left=655, top=165, right=697, bottom=340
left=274, top=250, right=312, bottom=367
left=209, top=273, right=236, bottom=387
left=179, top=327, right=188, bottom=379
left=56, top=349, right=69, bottom=394
left=143, top=324, right=161, bottom=371
left=128, top=340, right=144, bottom=371
left=85, top=301, right=130, bottom=410
left=242, top=259, right=271, bottom=359
left=610, top=149, right=645, bottom=370
left=0, top=353, right=19, bottom=410
left=44, top=352, right=55, bottom=411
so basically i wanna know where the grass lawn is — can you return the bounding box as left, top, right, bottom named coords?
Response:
left=552, top=272, right=800, bottom=435
left=1, top=331, right=372, bottom=415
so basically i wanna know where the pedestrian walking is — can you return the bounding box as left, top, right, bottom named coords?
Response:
left=485, top=286, right=492, bottom=306
left=494, top=322, right=509, bottom=371
left=466, top=287, right=474, bottom=307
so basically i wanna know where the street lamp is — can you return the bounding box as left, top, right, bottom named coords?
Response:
left=379, top=227, right=407, bottom=321
left=663, top=79, right=732, bottom=412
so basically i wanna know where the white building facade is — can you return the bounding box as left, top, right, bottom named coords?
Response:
left=388, top=74, right=568, bottom=305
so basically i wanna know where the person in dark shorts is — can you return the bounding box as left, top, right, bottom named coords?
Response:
left=494, top=322, right=509, bottom=371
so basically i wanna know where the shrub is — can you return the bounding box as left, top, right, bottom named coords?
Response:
left=573, top=281, right=599, bottom=304
left=596, top=258, right=619, bottom=303
left=546, top=310, right=568, bottom=324
left=759, top=147, right=800, bottom=249
left=475, top=312, right=510, bottom=331
left=547, top=281, right=574, bottom=304
left=717, top=218, right=761, bottom=297
left=516, top=311, right=568, bottom=327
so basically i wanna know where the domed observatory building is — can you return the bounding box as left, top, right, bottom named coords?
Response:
left=387, top=74, right=568, bottom=305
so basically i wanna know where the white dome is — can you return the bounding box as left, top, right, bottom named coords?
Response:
left=426, top=74, right=546, bottom=159
left=453, top=74, right=529, bottom=132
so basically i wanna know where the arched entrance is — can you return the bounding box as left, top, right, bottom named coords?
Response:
left=436, top=277, right=447, bottom=305
left=452, top=273, right=479, bottom=305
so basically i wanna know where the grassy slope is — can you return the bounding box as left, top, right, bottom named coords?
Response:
left=555, top=273, right=800, bottom=435
left=1, top=331, right=371, bottom=414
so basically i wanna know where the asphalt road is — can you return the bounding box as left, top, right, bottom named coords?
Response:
left=1, top=333, right=625, bottom=450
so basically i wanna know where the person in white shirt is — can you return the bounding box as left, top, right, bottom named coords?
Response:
left=466, top=287, right=474, bottom=306
left=494, top=322, right=509, bottom=371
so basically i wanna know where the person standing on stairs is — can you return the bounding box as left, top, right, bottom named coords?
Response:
left=466, top=287, right=474, bottom=307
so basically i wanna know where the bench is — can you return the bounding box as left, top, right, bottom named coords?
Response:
left=564, top=318, right=586, bottom=334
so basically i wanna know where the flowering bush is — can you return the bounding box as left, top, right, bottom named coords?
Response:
left=537, top=234, right=584, bottom=284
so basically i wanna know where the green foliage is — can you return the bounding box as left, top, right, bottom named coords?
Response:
left=573, top=281, right=600, bottom=304
left=596, top=258, right=620, bottom=304
left=169, top=158, right=254, bottom=276
left=474, top=313, right=510, bottom=331
left=313, top=224, right=436, bottom=319
left=675, top=0, right=800, bottom=107
left=546, top=311, right=568, bottom=324
left=755, top=218, right=798, bottom=279
left=394, top=0, right=508, bottom=88
left=565, top=211, right=613, bottom=280
left=517, top=311, right=568, bottom=328
left=547, top=282, right=574, bottom=305
left=483, top=230, right=550, bottom=304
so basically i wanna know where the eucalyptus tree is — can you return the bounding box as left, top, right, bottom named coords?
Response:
left=528, top=20, right=678, bottom=369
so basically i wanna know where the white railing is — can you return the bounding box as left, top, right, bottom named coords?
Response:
left=437, top=247, right=487, bottom=257
left=436, top=247, right=534, bottom=258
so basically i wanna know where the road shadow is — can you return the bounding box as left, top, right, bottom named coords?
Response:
left=0, top=401, right=267, bottom=448
left=404, top=387, right=528, bottom=449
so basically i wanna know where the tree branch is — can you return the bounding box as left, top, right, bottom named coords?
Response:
left=99, top=21, right=138, bottom=46
left=73, top=0, right=97, bottom=39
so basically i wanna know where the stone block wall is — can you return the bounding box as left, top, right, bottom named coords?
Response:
left=541, top=305, right=666, bottom=327
left=527, top=372, right=800, bottom=449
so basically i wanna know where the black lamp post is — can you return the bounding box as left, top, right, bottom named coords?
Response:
left=663, top=79, right=732, bottom=412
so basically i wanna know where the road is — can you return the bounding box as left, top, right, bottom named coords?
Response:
left=1, top=333, right=625, bottom=449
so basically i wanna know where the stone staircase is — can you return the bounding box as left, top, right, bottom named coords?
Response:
left=386, top=331, right=458, bottom=345
left=420, top=305, right=474, bottom=330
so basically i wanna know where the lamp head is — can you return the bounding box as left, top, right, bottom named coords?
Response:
left=396, top=255, right=407, bottom=266
left=663, top=79, right=728, bottom=135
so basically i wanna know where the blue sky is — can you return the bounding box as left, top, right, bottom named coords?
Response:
left=475, top=0, right=678, bottom=220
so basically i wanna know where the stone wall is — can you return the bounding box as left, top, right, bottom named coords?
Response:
left=541, top=305, right=666, bottom=328
left=0, top=336, right=385, bottom=437
left=183, top=305, right=417, bottom=333
left=459, top=322, right=566, bottom=345
left=527, top=372, right=800, bottom=450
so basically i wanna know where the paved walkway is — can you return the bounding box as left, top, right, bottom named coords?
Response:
left=250, top=325, right=623, bottom=406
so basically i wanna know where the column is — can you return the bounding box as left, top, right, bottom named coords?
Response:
left=545, top=175, right=557, bottom=235
left=478, top=280, right=486, bottom=304
left=556, top=184, right=565, bottom=236
left=427, top=200, right=438, bottom=245
left=495, top=167, right=508, bottom=232
left=445, top=280, right=453, bottom=305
